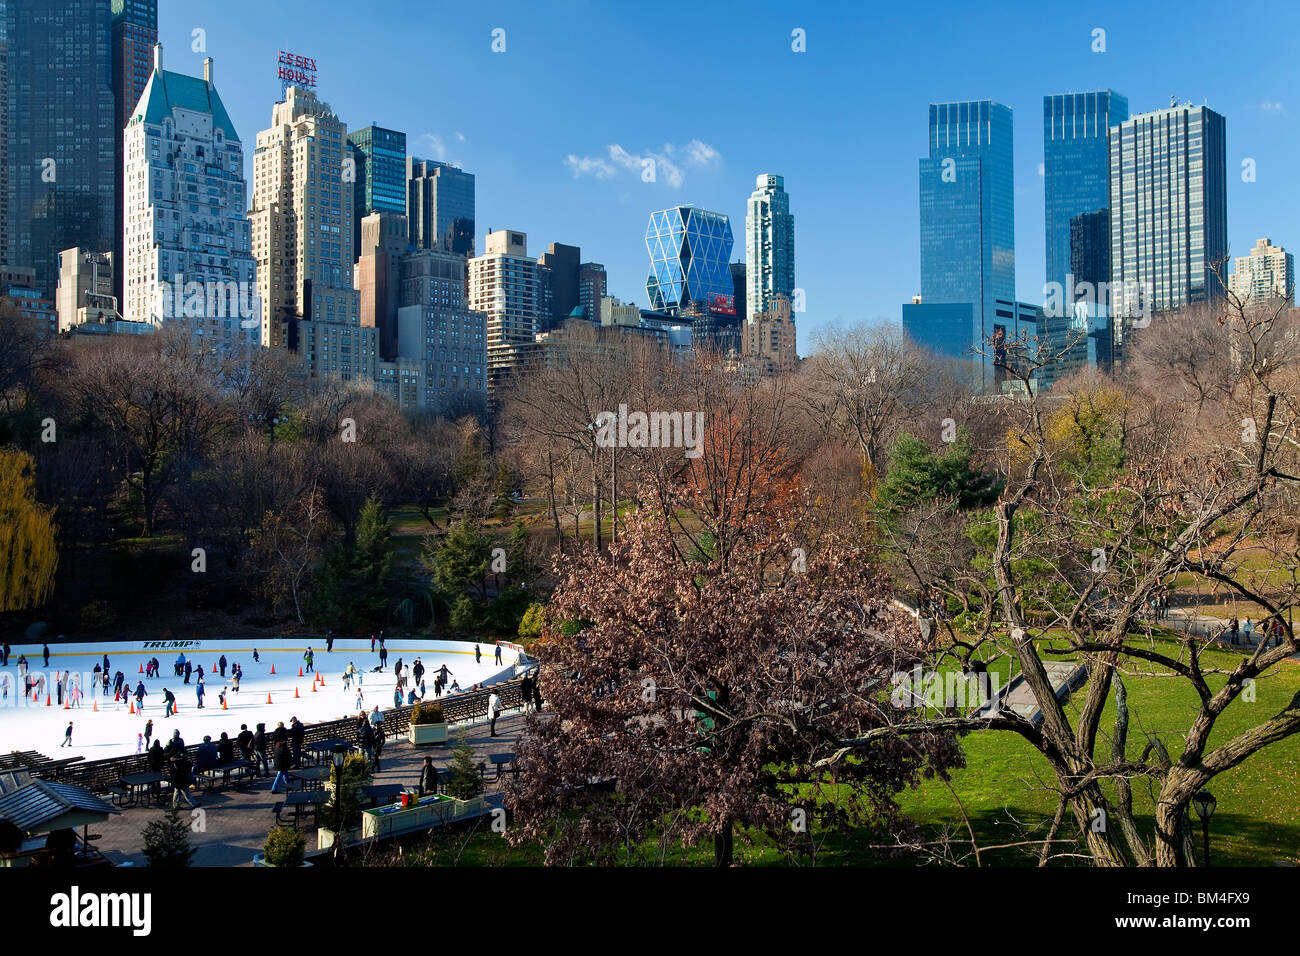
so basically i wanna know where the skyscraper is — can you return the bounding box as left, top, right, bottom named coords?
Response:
left=5, top=0, right=116, bottom=296
left=1109, top=103, right=1228, bottom=318
left=396, top=248, right=487, bottom=415
left=356, top=211, right=410, bottom=360
left=111, top=0, right=157, bottom=308
left=122, top=48, right=258, bottom=350
left=745, top=173, right=795, bottom=321
left=1229, top=238, right=1294, bottom=304
left=577, top=261, right=607, bottom=324
left=918, top=100, right=1014, bottom=387
left=1043, top=91, right=1127, bottom=296
left=407, top=158, right=475, bottom=256
left=347, top=125, right=407, bottom=257
left=645, top=206, right=733, bottom=314
left=250, top=85, right=359, bottom=348
left=537, top=242, right=580, bottom=330
left=468, top=229, right=542, bottom=394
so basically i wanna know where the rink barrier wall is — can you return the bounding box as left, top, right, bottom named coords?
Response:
left=20, top=675, right=534, bottom=797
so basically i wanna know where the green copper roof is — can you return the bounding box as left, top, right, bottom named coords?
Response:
left=132, top=69, right=239, bottom=143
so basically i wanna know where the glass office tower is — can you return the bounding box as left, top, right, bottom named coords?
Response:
left=745, top=173, right=795, bottom=321
left=918, top=100, right=1014, bottom=388
left=645, top=206, right=733, bottom=313
left=1110, top=103, right=1228, bottom=318
left=348, top=125, right=408, bottom=254
left=1043, top=91, right=1127, bottom=295
left=5, top=0, right=116, bottom=297
left=407, top=158, right=475, bottom=257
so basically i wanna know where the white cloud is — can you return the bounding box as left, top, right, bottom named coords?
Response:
left=1260, top=100, right=1288, bottom=116
left=564, top=141, right=722, bottom=188
left=564, top=154, right=616, bottom=178
left=684, top=139, right=721, bottom=167
left=1037, top=162, right=1045, bottom=177
left=415, top=133, right=448, bottom=161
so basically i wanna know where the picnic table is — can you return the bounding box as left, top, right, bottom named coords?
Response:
left=198, top=759, right=254, bottom=793
left=488, top=752, right=517, bottom=781
left=285, top=766, right=330, bottom=791
left=281, top=789, right=328, bottom=829
left=116, top=771, right=169, bottom=808
left=303, top=738, right=352, bottom=766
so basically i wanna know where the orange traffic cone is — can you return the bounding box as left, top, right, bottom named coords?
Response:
left=172, top=703, right=178, bottom=715
left=45, top=694, right=51, bottom=707
left=270, top=665, right=275, bottom=675
left=310, top=682, right=316, bottom=693
left=92, top=699, right=98, bottom=712
left=64, top=698, right=70, bottom=710
left=139, top=663, right=144, bottom=673
left=266, top=693, right=273, bottom=704
left=129, top=701, right=135, bottom=714
left=294, top=687, right=299, bottom=699
left=298, top=667, right=303, bottom=677
left=222, top=697, right=228, bottom=710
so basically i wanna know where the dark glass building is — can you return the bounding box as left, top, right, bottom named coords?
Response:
left=110, top=0, right=156, bottom=307
left=537, top=241, right=580, bottom=331
left=1109, top=103, right=1228, bottom=319
left=918, top=101, right=1014, bottom=389
left=645, top=206, right=733, bottom=313
left=348, top=125, right=407, bottom=257
left=407, top=157, right=475, bottom=256
left=1042, top=91, right=1127, bottom=298
left=5, top=0, right=116, bottom=296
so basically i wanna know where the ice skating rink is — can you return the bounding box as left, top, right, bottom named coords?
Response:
left=0, top=638, right=520, bottom=759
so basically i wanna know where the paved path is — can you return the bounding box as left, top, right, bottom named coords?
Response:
left=96, top=710, right=533, bottom=867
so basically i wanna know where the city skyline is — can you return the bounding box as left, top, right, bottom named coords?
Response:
left=137, top=0, right=1300, bottom=347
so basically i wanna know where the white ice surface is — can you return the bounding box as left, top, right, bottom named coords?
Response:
left=0, top=638, right=518, bottom=759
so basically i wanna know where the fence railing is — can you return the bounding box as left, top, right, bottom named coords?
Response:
left=26, top=675, right=533, bottom=796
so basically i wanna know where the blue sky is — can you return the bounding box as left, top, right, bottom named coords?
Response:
left=161, top=0, right=1299, bottom=346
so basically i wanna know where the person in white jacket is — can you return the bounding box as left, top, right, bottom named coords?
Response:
left=488, top=691, right=502, bottom=737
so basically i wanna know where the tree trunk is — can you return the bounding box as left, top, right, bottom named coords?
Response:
left=713, top=818, right=733, bottom=867
left=1154, top=770, right=1202, bottom=866
left=547, top=452, right=563, bottom=555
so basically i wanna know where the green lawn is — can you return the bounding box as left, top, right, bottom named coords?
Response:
left=386, top=635, right=1299, bottom=867
left=896, top=637, right=1300, bottom=866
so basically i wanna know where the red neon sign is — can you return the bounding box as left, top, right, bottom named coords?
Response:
left=277, top=51, right=318, bottom=88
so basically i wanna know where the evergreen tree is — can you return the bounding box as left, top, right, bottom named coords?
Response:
left=446, top=728, right=482, bottom=801
left=141, top=807, right=196, bottom=868
left=309, top=495, right=393, bottom=631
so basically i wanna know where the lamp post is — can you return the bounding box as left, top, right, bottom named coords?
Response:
left=331, top=744, right=348, bottom=863
left=1192, top=788, right=1216, bottom=866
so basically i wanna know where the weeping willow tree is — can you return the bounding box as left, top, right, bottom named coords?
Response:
left=0, top=448, right=58, bottom=612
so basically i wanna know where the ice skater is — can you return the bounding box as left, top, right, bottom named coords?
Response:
left=195, top=679, right=205, bottom=709
left=355, top=688, right=365, bottom=712
left=494, top=643, right=502, bottom=664
left=475, top=644, right=482, bottom=664
left=304, top=647, right=314, bottom=673
left=326, top=629, right=334, bottom=653
left=136, top=733, right=143, bottom=754
left=161, top=687, right=176, bottom=717
left=135, top=681, right=147, bottom=712
left=231, top=671, right=240, bottom=694
left=144, top=718, right=154, bottom=749
left=253, top=648, right=260, bottom=663
left=60, top=722, right=73, bottom=748
left=219, top=655, right=227, bottom=678
left=43, top=643, right=50, bottom=667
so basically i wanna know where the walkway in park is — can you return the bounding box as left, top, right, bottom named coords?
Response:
left=91, top=710, right=532, bottom=867
left=1160, top=606, right=1300, bottom=660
